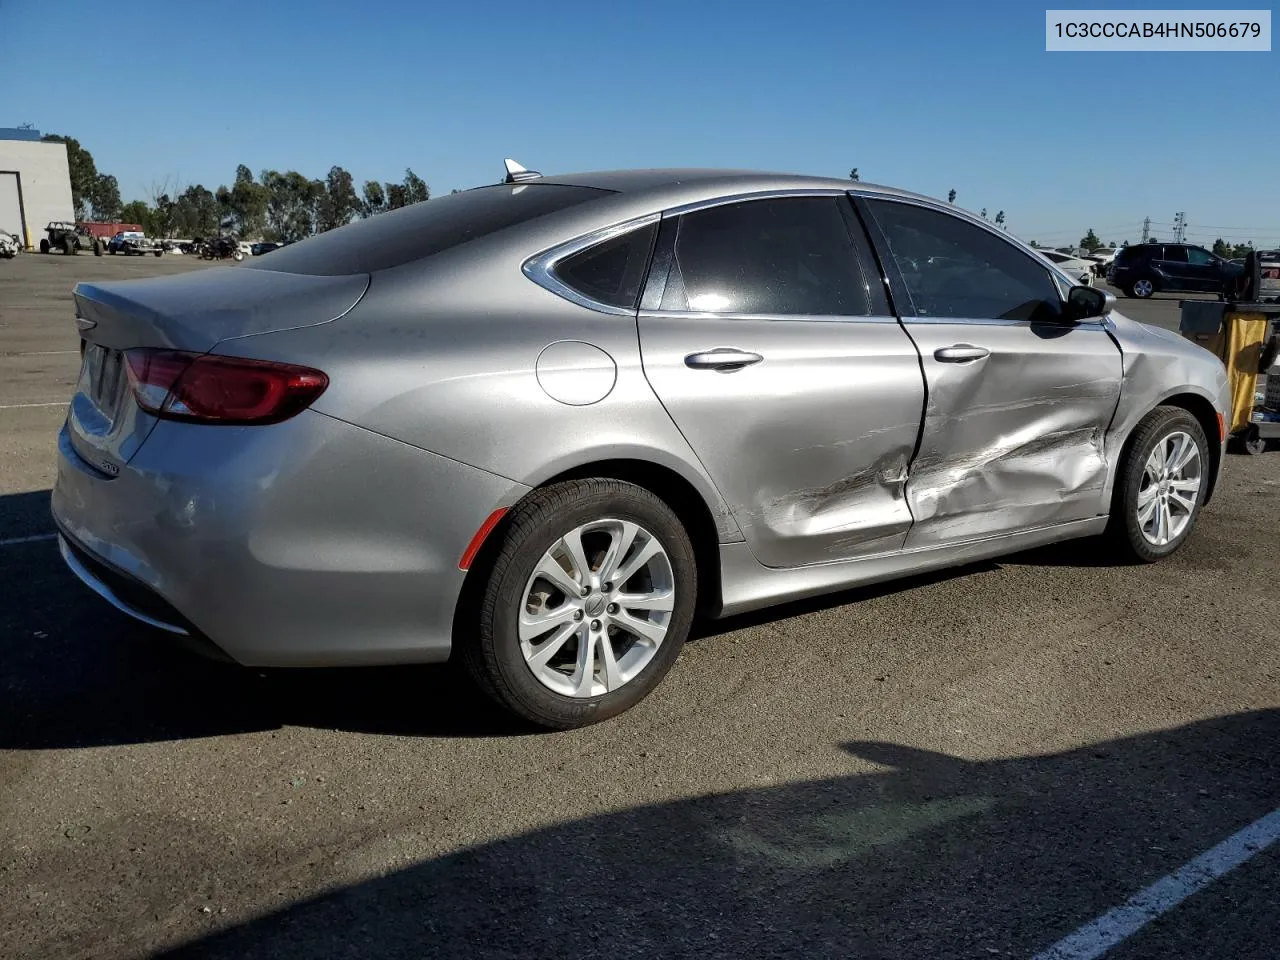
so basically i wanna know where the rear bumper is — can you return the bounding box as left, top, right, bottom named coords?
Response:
left=51, top=410, right=528, bottom=667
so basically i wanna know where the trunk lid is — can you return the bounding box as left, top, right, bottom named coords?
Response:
left=66, top=267, right=369, bottom=475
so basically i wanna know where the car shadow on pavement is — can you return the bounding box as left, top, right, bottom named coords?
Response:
left=151, top=709, right=1280, bottom=960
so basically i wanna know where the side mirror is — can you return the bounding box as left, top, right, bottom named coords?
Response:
left=1063, top=284, right=1114, bottom=322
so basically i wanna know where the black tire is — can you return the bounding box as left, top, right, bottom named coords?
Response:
left=1242, top=427, right=1268, bottom=456
left=93, top=241, right=103, bottom=256
left=1107, top=406, right=1209, bottom=563
left=63, top=237, right=76, bottom=255
left=462, top=478, right=697, bottom=730
left=154, top=249, right=162, bottom=257
left=39, top=239, right=50, bottom=254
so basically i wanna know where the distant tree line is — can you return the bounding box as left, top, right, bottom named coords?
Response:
left=42, top=134, right=430, bottom=242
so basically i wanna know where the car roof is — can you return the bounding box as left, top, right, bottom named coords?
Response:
left=531, top=167, right=931, bottom=204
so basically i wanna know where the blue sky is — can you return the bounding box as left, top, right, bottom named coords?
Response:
left=4, top=0, right=1276, bottom=247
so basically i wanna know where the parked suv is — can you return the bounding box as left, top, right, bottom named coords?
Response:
left=1108, top=242, right=1241, bottom=299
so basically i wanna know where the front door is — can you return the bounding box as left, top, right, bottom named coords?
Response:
left=861, top=197, right=1125, bottom=549
left=1184, top=246, right=1223, bottom=292
left=637, top=195, right=926, bottom=568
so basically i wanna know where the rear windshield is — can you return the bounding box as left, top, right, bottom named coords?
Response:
left=245, top=184, right=612, bottom=276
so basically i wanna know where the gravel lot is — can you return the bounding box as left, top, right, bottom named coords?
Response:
left=1, top=252, right=1277, bottom=960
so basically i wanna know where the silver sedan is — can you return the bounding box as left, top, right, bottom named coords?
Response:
left=52, top=165, right=1230, bottom=728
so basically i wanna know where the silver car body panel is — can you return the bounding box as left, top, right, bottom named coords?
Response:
left=50, top=169, right=1232, bottom=664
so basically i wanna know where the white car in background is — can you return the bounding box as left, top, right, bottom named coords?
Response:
left=1037, top=249, right=1095, bottom=285
left=0, top=230, right=20, bottom=258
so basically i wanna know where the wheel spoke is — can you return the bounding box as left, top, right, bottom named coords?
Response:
left=1168, top=488, right=1198, bottom=515
left=526, top=622, right=578, bottom=672
left=613, top=609, right=667, bottom=645
left=572, top=629, right=597, bottom=696
left=617, top=589, right=675, bottom=613
left=1170, top=435, right=1198, bottom=472
left=519, top=603, right=580, bottom=643
left=1149, top=440, right=1167, bottom=475
left=1137, top=484, right=1159, bottom=508
left=1156, top=500, right=1171, bottom=544
left=597, top=634, right=624, bottom=692
left=534, top=555, right=581, bottom=600
left=1137, top=494, right=1158, bottom=526
left=1169, top=476, right=1201, bottom=496
left=611, top=537, right=663, bottom=588
left=597, top=521, right=640, bottom=586
left=561, top=528, right=593, bottom=585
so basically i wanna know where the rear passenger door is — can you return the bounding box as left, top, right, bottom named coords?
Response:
left=1155, top=244, right=1191, bottom=291
left=859, top=196, right=1124, bottom=548
left=636, top=194, right=926, bottom=568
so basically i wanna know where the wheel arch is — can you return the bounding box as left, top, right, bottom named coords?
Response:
left=1109, top=390, right=1222, bottom=508
left=453, top=457, right=730, bottom=646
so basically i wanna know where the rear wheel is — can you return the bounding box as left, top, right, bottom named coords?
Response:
left=1128, top=277, right=1155, bottom=298
left=1108, top=406, right=1209, bottom=562
left=1242, top=426, right=1268, bottom=456
left=462, top=479, right=697, bottom=730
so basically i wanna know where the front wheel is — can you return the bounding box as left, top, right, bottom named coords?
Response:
left=1108, top=406, right=1209, bottom=562
left=462, top=479, right=697, bottom=730
left=1242, top=426, right=1268, bottom=456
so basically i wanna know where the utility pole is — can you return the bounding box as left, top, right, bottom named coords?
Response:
left=1173, top=212, right=1186, bottom=243
left=1142, top=217, right=1151, bottom=243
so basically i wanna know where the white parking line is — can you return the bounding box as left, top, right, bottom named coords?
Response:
left=1032, top=806, right=1280, bottom=960
left=0, top=533, right=57, bottom=547
left=0, top=401, right=66, bottom=410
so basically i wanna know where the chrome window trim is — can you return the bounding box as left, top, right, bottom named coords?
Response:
left=522, top=212, right=662, bottom=316
left=901, top=315, right=1111, bottom=328
left=852, top=190, right=1107, bottom=325
left=638, top=310, right=897, bottom=324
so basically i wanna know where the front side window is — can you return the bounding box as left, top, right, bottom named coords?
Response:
left=665, top=197, right=873, bottom=316
left=553, top=222, right=658, bottom=309
left=866, top=200, right=1061, bottom=321
left=1187, top=247, right=1215, bottom=266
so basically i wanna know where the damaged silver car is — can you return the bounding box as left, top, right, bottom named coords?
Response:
left=53, top=164, right=1230, bottom=729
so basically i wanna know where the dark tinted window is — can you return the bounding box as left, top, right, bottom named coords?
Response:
left=244, top=184, right=611, bottom=276
left=1187, top=247, right=1215, bottom=266
left=666, top=197, right=873, bottom=316
left=866, top=200, right=1060, bottom=321
left=553, top=221, right=658, bottom=309
left=1161, top=245, right=1188, bottom=263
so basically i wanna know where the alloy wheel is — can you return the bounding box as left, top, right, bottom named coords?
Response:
left=518, top=519, right=674, bottom=698
left=1136, top=430, right=1201, bottom=546
left=1133, top=279, right=1154, bottom=298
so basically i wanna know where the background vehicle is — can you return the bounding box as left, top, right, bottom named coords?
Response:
left=0, top=229, right=19, bottom=258
left=109, top=232, right=163, bottom=257
left=40, top=221, right=102, bottom=256
left=1109, top=242, right=1243, bottom=298
left=199, top=236, right=245, bottom=261
left=1036, top=249, right=1095, bottom=284
left=251, top=242, right=282, bottom=256
left=52, top=167, right=1229, bottom=730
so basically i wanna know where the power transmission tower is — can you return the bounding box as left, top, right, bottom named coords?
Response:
left=1172, top=212, right=1186, bottom=242
left=1142, top=217, right=1150, bottom=242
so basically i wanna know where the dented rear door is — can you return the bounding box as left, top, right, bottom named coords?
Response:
left=637, top=195, right=926, bottom=569
left=860, top=196, right=1124, bottom=549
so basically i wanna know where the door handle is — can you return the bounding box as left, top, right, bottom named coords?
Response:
left=684, top=348, right=764, bottom=371
left=934, top=344, right=990, bottom=363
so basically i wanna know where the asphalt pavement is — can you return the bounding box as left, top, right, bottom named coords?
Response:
left=1, top=253, right=1277, bottom=960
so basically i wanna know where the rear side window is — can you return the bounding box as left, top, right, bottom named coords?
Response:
left=245, top=184, right=611, bottom=276
left=866, top=199, right=1061, bottom=322
left=553, top=221, right=658, bottom=309
left=663, top=196, right=873, bottom=316
left=1161, top=246, right=1188, bottom=263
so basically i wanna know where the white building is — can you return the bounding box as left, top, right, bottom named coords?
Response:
left=0, top=129, right=75, bottom=250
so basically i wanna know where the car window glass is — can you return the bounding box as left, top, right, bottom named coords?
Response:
left=244, top=184, right=611, bottom=276
left=668, top=197, right=872, bottom=316
left=1161, top=246, right=1188, bottom=263
left=1187, top=247, right=1215, bottom=266
left=553, top=222, right=658, bottom=309
left=866, top=200, right=1062, bottom=321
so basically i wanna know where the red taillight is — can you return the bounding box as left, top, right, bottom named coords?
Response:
left=124, top=349, right=328, bottom=425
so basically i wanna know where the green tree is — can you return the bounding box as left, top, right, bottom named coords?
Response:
left=40, top=134, right=99, bottom=220
left=849, top=168, right=860, bottom=182
left=1029, top=239, right=1039, bottom=248
left=994, top=210, right=1006, bottom=230
left=215, top=165, right=269, bottom=238
left=1080, top=228, right=1102, bottom=251
left=260, top=169, right=323, bottom=241
left=88, top=174, right=122, bottom=221
left=361, top=180, right=387, bottom=217
left=979, top=208, right=987, bottom=220
left=118, top=200, right=154, bottom=233
left=1212, top=238, right=1230, bottom=258
left=172, top=185, right=220, bottom=237
left=315, top=166, right=361, bottom=232
left=947, top=188, right=956, bottom=203
left=1230, top=242, right=1254, bottom=259
left=402, top=168, right=429, bottom=205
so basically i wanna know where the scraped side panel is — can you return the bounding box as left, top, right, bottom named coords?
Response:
left=901, top=321, right=1124, bottom=548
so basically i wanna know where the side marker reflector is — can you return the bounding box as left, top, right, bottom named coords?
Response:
left=1217, top=411, right=1226, bottom=442
left=459, top=508, right=508, bottom=571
